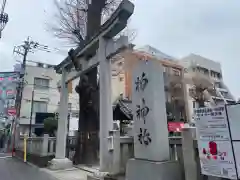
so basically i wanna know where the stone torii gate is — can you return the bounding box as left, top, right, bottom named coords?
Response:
left=49, top=0, right=134, bottom=172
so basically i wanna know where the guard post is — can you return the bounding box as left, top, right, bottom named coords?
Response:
left=23, top=134, right=27, bottom=163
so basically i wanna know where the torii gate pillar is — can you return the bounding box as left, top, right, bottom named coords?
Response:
left=98, top=37, right=114, bottom=172
left=49, top=69, right=72, bottom=170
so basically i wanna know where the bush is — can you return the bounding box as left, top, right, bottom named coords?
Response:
left=44, top=117, right=58, bottom=137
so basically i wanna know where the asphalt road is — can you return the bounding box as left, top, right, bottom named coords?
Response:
left=0, top=157, right=57, bottom=180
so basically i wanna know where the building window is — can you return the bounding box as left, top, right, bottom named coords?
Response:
left=33, top=101, right=47, bottom=114
left=7, top=99, right=15, bottom=107
left=68, top=103, right=72, bottom=112
left=34, top=78, right=49, bottom=89
left=37, top=63, right=44, bottom=68
left=196, top=67, right=201, bottom=72
left=203, top=69, right=209, bottom=75
left=210, top=71, right=220, bottom=78
left=193, top=101, right=196, bottom=108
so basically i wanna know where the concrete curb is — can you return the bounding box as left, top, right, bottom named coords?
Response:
left=41, top=167, right=91, bottom=180
left=13, top=155, right=40, bottom=169
left=13, top=156, right=60, bottom=180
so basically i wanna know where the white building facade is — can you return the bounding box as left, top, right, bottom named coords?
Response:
left=136, top=45, right=176, bottom=60
left=17, top=60, right=134, bottom=135
left=19, top=61, right=79, bottom=135
left=179, top=54, right=235, bottom=120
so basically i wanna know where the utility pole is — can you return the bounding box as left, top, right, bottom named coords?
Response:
left=12, top=37, right=52, bottom=153
left=14, top=37, right=37, bottom=127
left=29, top=89, right=34, bottom=137
left=11, top=37, right=36, bottom=154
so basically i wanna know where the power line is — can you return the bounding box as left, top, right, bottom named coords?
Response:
left=12, top=36, right=60, bottom=141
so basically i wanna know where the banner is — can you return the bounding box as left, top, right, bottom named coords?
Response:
left=0, top=72, right=19, bottom=121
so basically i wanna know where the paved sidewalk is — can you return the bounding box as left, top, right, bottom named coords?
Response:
left=41, top=167, right=92, bottom=180
left=0, top=158, right=57, bottom=180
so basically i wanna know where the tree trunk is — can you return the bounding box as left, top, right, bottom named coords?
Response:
left=73, top=0, right=108, bottom=165
left=86, top=0, right=106, bottom=40
left=85, top=0, right=106, bottom=57
left=73, top=107, right=87, bottom=164
left=84, top=68, right=99, bottom=165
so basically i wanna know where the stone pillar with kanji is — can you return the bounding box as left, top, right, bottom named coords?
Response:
left=126, top=60, right=182, bottom=180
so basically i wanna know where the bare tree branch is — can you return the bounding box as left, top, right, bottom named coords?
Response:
left=47, top=0, right=87, bottom=46
left=47, top=0, right=136, bottom=46
left=186, top=71, right=214, bottom=107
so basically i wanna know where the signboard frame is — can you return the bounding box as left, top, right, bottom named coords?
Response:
left=195, top=105, right=239, bottom=179
left=225, top=103, right=240, bottom=179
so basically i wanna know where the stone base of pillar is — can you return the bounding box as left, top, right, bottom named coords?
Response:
left=48, top=158, right=72, bottom=170
left=87, top=171, right=111, bottom=180
left=126, top=158, right=182, bottom=180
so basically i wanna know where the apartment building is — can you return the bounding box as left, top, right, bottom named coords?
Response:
left=179, top=54, right=235, bottom=120
left=17, top=61, right=79, bottom=135
left=136, top=45, right=176, bottom=61
left=111, top=45, right=188, bottom=121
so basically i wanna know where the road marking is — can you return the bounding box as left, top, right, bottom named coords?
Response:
left=0, top=156, right=12, bottom=159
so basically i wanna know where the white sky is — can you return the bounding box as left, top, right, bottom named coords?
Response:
left=1, top=0, right=240, bottom=97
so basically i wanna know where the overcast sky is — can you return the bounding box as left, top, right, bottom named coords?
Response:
left=0, top=0, right=240, bottom=98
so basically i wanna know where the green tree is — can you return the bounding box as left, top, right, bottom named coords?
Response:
left=44, top=117, right=58, bottom=137
left=5, top=124, right=11, bottom=136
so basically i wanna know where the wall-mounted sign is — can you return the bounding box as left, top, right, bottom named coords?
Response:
left=0, top=72, right=19, bottom=119
left=168, top=122, right=184, bottom=132
left=7, top=108, right=16, bottom=116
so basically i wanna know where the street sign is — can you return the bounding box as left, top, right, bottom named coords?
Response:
left=168, top=122, right=184, bottom=132
left=7, top=108, right=16, bottom=116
